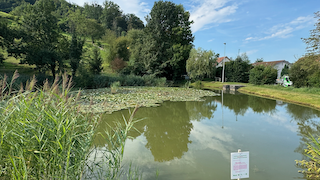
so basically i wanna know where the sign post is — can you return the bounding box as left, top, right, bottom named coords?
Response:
left=231, top=149, right=249, bottom=179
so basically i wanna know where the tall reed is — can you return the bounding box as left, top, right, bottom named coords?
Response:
left=0, top=72, right=141, bottom=179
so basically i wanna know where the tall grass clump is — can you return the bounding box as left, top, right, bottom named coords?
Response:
left=0, top=71, right=141, bottom=179
left=296, top=134, right=320, bottom=179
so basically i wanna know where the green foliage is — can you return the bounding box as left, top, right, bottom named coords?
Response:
left=289, top=54, right=320, bottom=87
left=126, top=14, right=144, bottom=31
left=0, top=0, right=36, bottom=12
left=110, top=81, right=120, bottom=93
left=101, top=0, right=122, bottom=30
left=296, top=134, right=320, bottom=179
left=193, top=81, right=203, bottom=89
left=225, top=53, right=252, bottom=83
left=186, top=48, right=217, bottom=80
left=302, top=11, right=320, bottom=54
left=88, top=47, right=103, bottom=75
left=109, top=36, right=130, bottom=63
left=141, top=1, right=194, bottom=80
left=84, top=2, right=103, bottom=23
left=0, top=73, right=141, bottom=179
left=281, top=64, right=290, bottom=76
left=70, top=33, right=85, bottom=76
left=249, top=65, right=277, bottom=85
left=255, top=58, right=264, bottom=63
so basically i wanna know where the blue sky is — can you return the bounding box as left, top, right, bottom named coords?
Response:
left=69, top=0, right=320, bottom=63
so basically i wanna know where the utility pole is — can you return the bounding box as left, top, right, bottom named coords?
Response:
left=222, top=43, right=226, bottom=83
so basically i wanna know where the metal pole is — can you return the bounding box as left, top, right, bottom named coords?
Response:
left=238, top=149, right=241, bottom=180
left=222, top=43, right=226, bottom=83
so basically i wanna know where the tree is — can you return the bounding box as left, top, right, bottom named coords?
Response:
left=186, top=48, right=217, bottom=80
left=109, top=36, right=130, bottom=63
left=225, top=53, right=252, bottom=83
left=17, top=0, right=61, bottom=77
left=69, top=33, right=84, bottom=77
left=255, top=58, right=264, bottom=63
left=289, top=54, right=320, bottom=87
left=302, top=11, right=320, bottom=54
left=281, top=64, right=289, bottom=76
left=126, top=14, right=144, bottom=31
left=142, top=1, right=194, bottom=80
left=249, top=65, right=277, bottom=85
left=84, top=2, right=103, bottom=23
left=88, top=47, right=103, bottom=74
left=101, top=0, right=122, bottom=30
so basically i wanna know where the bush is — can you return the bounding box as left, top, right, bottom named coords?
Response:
left=110, top=57, right=127, bottom=73
left=289, top=54, right=320, bottom=88
left=249, top=65, right=277, bottom=85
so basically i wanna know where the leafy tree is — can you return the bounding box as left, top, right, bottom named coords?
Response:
left=142, top=0, right=194, bottom=80
left=16, top=0, right=61, bottom=77
left=186, top=48, right=217, bottom=80
left=109, top=36, right=130, bottom=63
left=88, top=47, right=103, bottom=74
left=110, top=57, right=127, bottom=73
left=225, top=53, right=252, bottom=83
left=249, top=65, right=277, bottom=85
left=255, top=58, right=264, bottom=63
left=69, top=33, right=84, bottom=77
left=302, top=11, right=320, bottom=54
left=281, top=64, right=289, bottom=76
left=0, top=0, right=36, bottom=12
left=126, top=14, right=144, bottom=31
left=84, top=2, right=103, bottom=23
left=68, top=10, right=104, bottom=42
left=289, top=54, right=320, bottom=87
left=101, top=0, right=122, bottom=30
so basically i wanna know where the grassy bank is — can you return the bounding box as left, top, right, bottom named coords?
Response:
left=193, top=81, right=320, bottom=110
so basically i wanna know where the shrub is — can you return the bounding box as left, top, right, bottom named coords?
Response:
left=111, top=57, right=127, bottom=73
left=289, top=54, right=320, bottom=88
left=249, top=65, right=277, bottom=85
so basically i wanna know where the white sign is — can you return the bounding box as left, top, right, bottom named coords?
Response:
left=231, top=151, right=249, bottom=179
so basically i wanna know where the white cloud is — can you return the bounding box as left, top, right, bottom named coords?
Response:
left=189, top=0, right=238, bottom=33
left=245, top=15, right=315, bottom=42
left=112, top=0, right=150, bottom=20
left=208, top=38, right=215, bottom=42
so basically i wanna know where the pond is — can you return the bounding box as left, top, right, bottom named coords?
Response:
left=94, top=90, right=320, bottom=180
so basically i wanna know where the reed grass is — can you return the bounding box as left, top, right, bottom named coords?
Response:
left=0, top=71, right=142, bottom=179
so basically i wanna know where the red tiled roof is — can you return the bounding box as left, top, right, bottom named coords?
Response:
left=217, top=56, right=229, bottom=63
left=252, top=60, right=288, bottom=66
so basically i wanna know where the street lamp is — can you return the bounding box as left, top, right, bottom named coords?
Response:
left=222, top=43, right=226, bottom=83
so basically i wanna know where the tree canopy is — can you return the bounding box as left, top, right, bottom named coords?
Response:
left=186, top=48, right=217, bottom=80
left=302, top=11, right=320, bottom=54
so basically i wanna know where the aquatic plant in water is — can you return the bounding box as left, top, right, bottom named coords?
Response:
left=0, top=71, right=141, bottom=179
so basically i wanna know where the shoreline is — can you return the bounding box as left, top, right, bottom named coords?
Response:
left=195, top=81, right=320, bottom=111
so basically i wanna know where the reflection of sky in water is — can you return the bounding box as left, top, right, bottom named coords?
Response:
left=108, top=93, right=320, bottom=180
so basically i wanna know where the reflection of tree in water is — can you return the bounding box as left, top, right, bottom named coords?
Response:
left=247, top=95, right=276, bottom=114
left=286, top=104, right=320, bottom=157
left=93, top=110, right=146, bottom=148
left=185, top=97, right=217, bottom=121
left=140, top=101, right=193, bottom=162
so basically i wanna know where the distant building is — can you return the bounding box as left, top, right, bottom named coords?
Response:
left=216, top=56, right=231, bottom=68
left=252, top=60, right=291, bottom=79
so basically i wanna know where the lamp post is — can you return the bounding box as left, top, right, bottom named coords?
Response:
left=222, top=43, right=226, bottom=83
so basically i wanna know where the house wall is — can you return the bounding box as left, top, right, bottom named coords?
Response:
left=274, top=61, right=290, bottom=79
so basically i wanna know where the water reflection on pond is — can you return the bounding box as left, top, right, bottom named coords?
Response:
left=94, top=90, right=320, bottom=180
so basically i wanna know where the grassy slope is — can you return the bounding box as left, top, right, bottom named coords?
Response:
left=195, top=81, right=320, bottom=110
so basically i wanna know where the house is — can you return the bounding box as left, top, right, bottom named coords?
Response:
left=252, top=60, right=291, bottom=79
left=216, top=56, right=231, bottom=68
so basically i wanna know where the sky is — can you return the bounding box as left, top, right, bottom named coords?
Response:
left=68, top=0, right=320, bottom=63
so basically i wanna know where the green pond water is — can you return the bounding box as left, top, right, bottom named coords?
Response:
left=94, top=90, right=320, bottom=180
